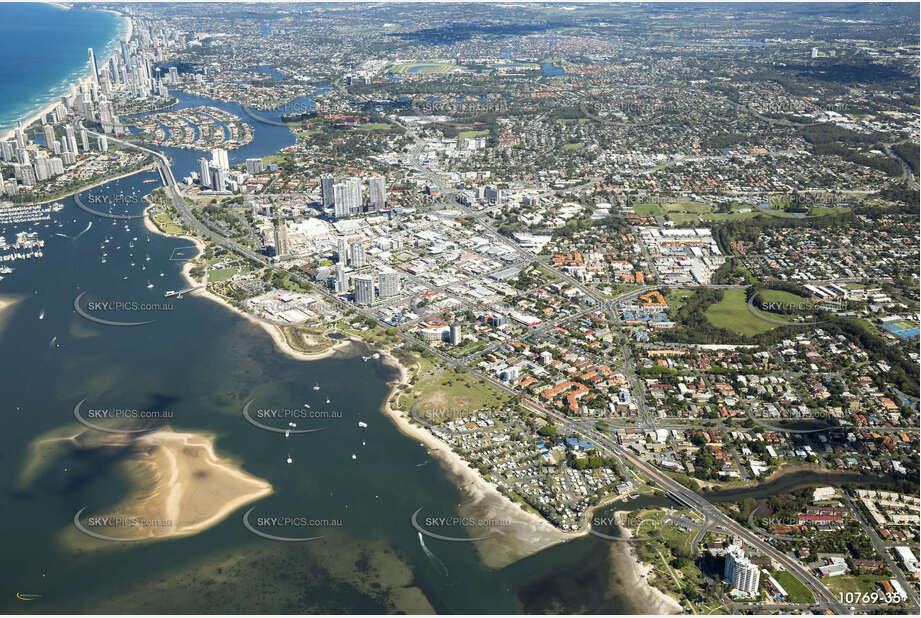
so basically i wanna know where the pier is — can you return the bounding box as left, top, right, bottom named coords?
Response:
left=164, top=285, right=205, bottom=298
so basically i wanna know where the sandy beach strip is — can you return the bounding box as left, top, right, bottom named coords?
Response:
left=377, top=350, right=574, bottom=568
left=612, top=510, right=685, bottom=614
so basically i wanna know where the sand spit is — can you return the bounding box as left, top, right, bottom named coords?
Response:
left=22, top=427, right=273, bottom=548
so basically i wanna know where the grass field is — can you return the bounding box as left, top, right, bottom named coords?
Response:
left=757, top=289, right=810, bottom=304
left=398, top=362, right=512, bottom=415
left=666, top=288, right=694, bottom=308
left=823, top=575, right=891, bottom=596
left=633, top=201, right=781, bottom=224
left=457, top=129, right=489, bottom=139
left=150, top=208, right=186, bottom=236
left=634, top=203, right=665, bottom=216
left=560, top=142, right=584, bottom=151
left=771, top=571, right=816, bottom=604
left=705, top=288, right=779, bottom=336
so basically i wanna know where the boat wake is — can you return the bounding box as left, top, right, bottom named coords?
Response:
left=418, top=532, right=449, bottom=576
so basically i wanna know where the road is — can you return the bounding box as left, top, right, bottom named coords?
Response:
left=94, top=104, right=875, bottom=616
left=841, top=492, right=920, bottom=610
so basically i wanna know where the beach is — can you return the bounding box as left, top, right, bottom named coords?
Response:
left=377, top=350, right=574, bottom=569
left=612, top=511, right=684, bottom=614
left=0, top=7, right=132, bottom=142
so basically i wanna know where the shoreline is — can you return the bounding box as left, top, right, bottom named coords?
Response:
left=612, top=510, right=685, bottom=614
left=0, top=7, right=132, bottom=142
left=141, top=200, right=573, bottom=563
left=136, top=428, right=273, bottom=539
left=50, top=427, right=274, bottom=547
left=142, top=203, right=355, bottom=362
left=8, top=163, right=155, bottom=207
left=376, top=349, right=574, bottom=569
left=137, top=163, right=682, bottom=606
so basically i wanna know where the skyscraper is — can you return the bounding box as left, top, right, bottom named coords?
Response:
left=273, top=219, right=289, bottom=258
left=245, top=158, right=264, bottom=174
left=335, top=263, right=348, bottom=294
left=449, top=323, right=462, bottom=345
left=353, top=274, right=375, bottom=305
left=14, top=124, right=26, bottom=149
left=333, top=183, right=349, bottom=219
left=96, top=135, right=108, bottom=152
left=321, top=174, right=335, bottom=208
left=368, top=175, right=386, bottom=211
left=211, top=148, right=229, bottom=171
left=198, top=158, right=211, bottom=189
left=337, top=237, right=348, bottom=264
left=349, top=241, right=366, bottom=268
left=346, top=177, right=362, bottom=215
left=88, top=48, right=100, bottom=86
left=98, top=97, right=116, bottom=133
left=42, top=125, right=56, bottom=152
left=65, top=125, right=79, bottom=154
left=210, top=167, right=226, bottom=192
left=378, top=271, right=400, bottom=298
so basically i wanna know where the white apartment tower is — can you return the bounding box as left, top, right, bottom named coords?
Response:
left=724, top=546, right=760, bottom=597
left=368, top=175, right=386, bottom=211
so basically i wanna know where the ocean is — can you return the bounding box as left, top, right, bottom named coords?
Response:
left=0, top=3, right=122, bottom=135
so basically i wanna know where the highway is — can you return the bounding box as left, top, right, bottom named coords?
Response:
left=93, top=108, right=883, bottom=616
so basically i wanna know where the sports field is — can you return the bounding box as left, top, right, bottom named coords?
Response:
left=705, top=289, right=779, bottom=336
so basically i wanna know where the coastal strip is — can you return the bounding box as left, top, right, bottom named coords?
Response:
left=0, top=7, right=133, bottom=142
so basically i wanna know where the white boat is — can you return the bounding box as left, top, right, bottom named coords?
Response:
left=312, top=384, right=320, bottom=391
left=358, top=421, right=368, bottom=429
left=286, top=454, right=293, bottom=464
left=351, top=454, right=357, bottom=460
